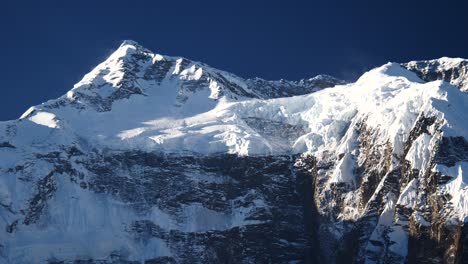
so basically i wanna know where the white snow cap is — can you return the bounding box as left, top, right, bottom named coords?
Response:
left=8, top=54, right=468, bottom=157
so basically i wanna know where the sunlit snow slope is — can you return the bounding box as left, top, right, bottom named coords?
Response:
left=11, top=40, right=345, bottom=155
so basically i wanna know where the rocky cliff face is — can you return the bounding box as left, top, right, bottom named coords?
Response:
left=1, top=41, right=468, bottom=263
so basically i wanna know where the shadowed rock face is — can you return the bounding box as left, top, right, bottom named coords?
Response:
left=2, top=114, right=468, bottom=264
left=4, top=150, right=320, bottom=263
left=89, top=153, right=319, bottom=263
left=290, top=116, right=468, bottom=264
left=9, top=117, right=465, bottom=264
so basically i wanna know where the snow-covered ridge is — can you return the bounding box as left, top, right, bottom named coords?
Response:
left=3, top=42, right=468, bottom=158
left=403, top=57, right=468, bottom=91
left=7, top=59, right=468, bottom=157
left=58, top=40, right=345, bottom=113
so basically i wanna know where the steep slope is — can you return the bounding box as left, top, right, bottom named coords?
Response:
left=403, top=57, right=468, bottom=91
left=54, top=40, right=344, bottom=114
left=1, top=41, right=468, bottom=263
left=12, top=40, right=345, bottom=156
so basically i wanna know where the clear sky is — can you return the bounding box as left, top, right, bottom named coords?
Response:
left=1, top=0, right=467, bottom=120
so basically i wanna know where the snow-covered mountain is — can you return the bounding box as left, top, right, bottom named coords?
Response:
left=1, top=41, right=468, bottom=263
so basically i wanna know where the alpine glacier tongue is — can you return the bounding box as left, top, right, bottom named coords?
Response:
left=1, top=41, right=468, bottom=263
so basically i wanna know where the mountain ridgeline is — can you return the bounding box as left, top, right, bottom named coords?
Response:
left=1, top=41, right=468, bottom=263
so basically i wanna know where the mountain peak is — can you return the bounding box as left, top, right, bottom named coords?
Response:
left=110, top=39, right=152, bottom=59
left=119, top=39, right=141, bottom=47
left=47, top=41, right=346, bottom=114
left=117, top=39, right=152, bottom=53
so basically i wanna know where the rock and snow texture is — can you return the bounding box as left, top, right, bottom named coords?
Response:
left=1, top=41, right=468, bottom=263
left=403, top=57, right=468, bottom=91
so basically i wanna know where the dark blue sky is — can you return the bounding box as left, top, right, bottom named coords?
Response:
left=1, top=0, right=467, bottom=120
